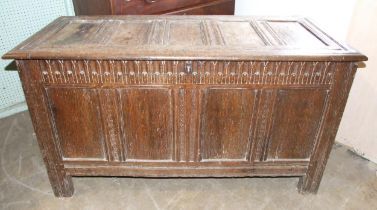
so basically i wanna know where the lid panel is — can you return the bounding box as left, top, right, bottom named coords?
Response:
left=167, top=21, right=207, bottom=46
left=48, top=20, right=105, bottom=46
left=109, top=21, right=152, bottom=45
left=264, top=21, right=327, bottom=47
left=2, top=16, right=367, bottom=61
left=217, top=21, right=266, bottom=46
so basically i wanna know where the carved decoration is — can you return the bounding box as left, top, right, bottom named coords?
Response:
left=38, top=60, right=335, bottom=85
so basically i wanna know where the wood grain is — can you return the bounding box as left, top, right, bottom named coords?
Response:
left=266, top=89, right=329, bottom=160
left=200, top=88, right=257, bottom=160
left=16, top=61, right=74, bottom=197
left=46, top=87, right=106, bottom=160
left=119, top=87, right=174, bottom=161
left=297, top=62, right=359, bottom=193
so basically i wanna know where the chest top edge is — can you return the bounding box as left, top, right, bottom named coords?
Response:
left=2, top=16, right=367, bottom=62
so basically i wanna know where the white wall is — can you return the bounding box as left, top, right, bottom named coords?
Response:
left=235, top=0, right=376, bottom=163
left=337, top=0, right=377, bottom=163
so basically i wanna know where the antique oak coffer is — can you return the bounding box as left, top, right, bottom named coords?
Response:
left=2, top=16, right=367, bottom=197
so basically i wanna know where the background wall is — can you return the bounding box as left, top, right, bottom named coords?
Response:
left=336, top=0, right=377, bottom=163
left=0, top=0, right=74, bottom=118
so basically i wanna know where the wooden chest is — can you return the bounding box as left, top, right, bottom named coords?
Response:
left=73, top=0, right=235, bottom=15
left=2, top=16, right=367, bottom=197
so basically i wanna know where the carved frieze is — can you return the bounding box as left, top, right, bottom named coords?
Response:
left=38, top=60, right=335, bottom=85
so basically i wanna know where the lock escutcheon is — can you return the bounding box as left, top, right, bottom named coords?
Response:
left=185, top=61, right=193, bottom=74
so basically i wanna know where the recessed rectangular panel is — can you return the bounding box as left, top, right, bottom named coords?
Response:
left=218, top=21, right=265, bottom=46
left=119, top=88, right=174, bottom=161
left=200, top=88, right=257, bottom=160
left=46, top=88, right=106, bottom=160
left=109, top=21, right=151, bottom=45
left=267, top=89, right=328, bottom=160
left=49, top=20, right=104, bottom=45
left=167, top=21, right=206, bottom=46
left=267, top=21, right=326, bottom=47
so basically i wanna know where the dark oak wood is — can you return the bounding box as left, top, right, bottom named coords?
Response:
left=16, top=60, right=74, bottom=197
left=297, top=62, right=359, bottom=193
left=3, top=16, right=367, bottom=197
left=267, top=89, right=328, bottom=160
left=200, top=88, right=256, bottom=160
left=72, top=0, right=235, bottom=15
left=120, top=87, right=174, bottom=160
left=47, top=87, right=107, bottom=160
left=73, top=0, right=112, bottom=15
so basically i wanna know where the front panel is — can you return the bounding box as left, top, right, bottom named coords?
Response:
left=119, top=87, right=175, bottom=161
left=266, top=89, right=329, bottom=160
left=39, top=60, right=335, bottom=167
left=199, top=88, right=257, bottom=161
left=46, top=87, right=107, bottom=160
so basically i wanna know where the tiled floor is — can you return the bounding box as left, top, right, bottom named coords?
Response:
left=0, top=111, right=376, bottom=210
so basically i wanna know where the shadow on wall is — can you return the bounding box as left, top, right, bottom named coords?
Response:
left=4, top=61, right=17, bottom=71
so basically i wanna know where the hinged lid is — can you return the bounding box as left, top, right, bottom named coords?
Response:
left=2, top=16, right=367, bottom=61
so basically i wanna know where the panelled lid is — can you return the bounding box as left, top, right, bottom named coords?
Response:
left=2, top=16, right=367, bottom=61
